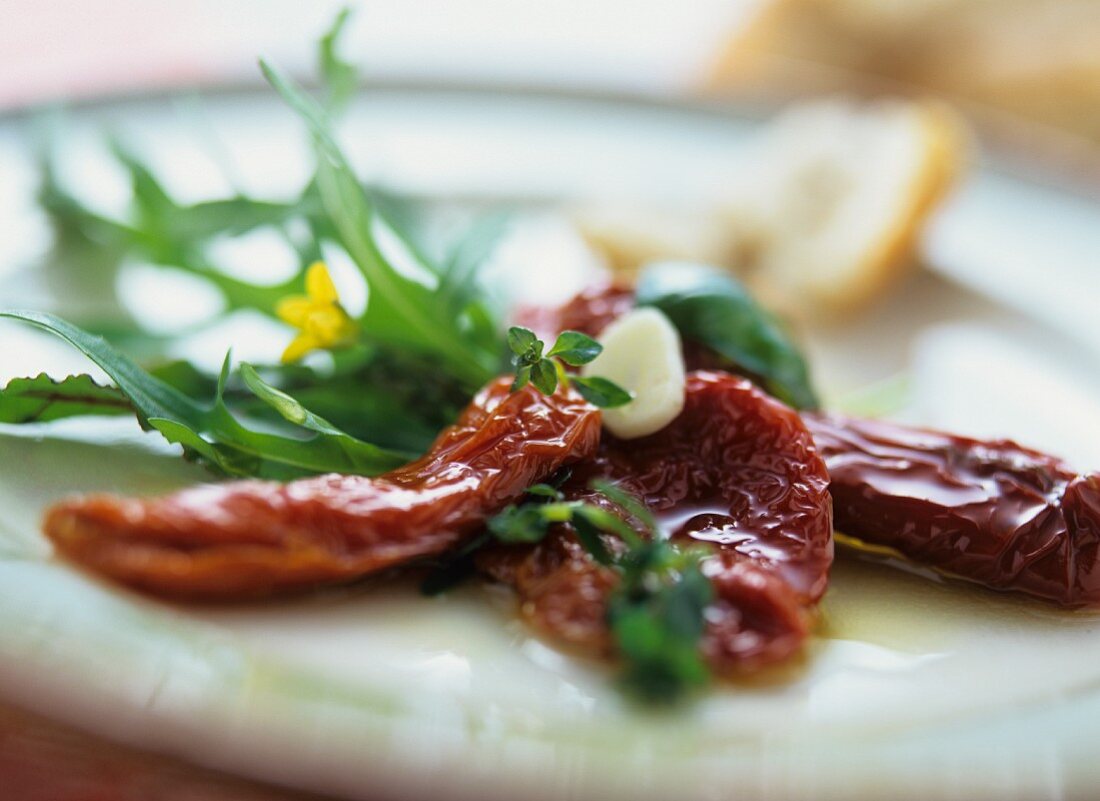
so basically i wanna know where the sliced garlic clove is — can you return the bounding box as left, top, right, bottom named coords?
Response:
left=582, top=307, right=686, bottom=439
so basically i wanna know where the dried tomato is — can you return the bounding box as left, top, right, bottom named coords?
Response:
left=479, top=371, right=833, bottom=673
left=43, top=378, right=601, bottom=601
left=807, top=413, right=1100, bottom=607
left=512, top=282, right=635, bottom=341
left=522, top=284, right=1100, bottom=608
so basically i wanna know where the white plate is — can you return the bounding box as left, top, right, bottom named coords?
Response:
left=2, top=87, right=1100, bottom=801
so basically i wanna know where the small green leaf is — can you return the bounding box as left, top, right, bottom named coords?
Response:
left=511, top=365, right=531, bottom=392
left=488, top=505, right=550, bottom=544
left=571, top=376, right=632, bottom=408
left=0, top=373, right=131, bottom=424
left=529, top=359, right=559, bottom=395
left=574, top=503, right=643, bottom=550
left=525, top=483, right=564, bottom=500
left=591, top=479, right=658, bottom=534
left=547, top=330, right=602, bottom=366
left=571, top=514, right=614, bottom=566
left=636, top=262, right=819, bottom=410
left=608, top=552, right=713, bottom=704
left=483, top=477, right=715, bottom=704
left=507, top=326, right=540, bottom=359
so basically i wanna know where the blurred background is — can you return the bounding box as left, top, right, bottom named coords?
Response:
left=2, top=1, right=1100, bottom=799
left=4, top=0, right=1100, bottom=178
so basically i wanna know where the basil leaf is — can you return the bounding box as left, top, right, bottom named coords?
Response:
left=547, top=330, right=602, bottom=366
left=636, top=262, right=819, bottom=410
left=571, top=376, right=632, bottom=408
left=0, top=373, right=131, bottom=424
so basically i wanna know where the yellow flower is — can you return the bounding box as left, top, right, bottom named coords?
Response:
left=276, top=261, right=357, bottom=363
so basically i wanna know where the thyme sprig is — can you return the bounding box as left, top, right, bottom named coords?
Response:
left=506, top=326, right=631, bottom=408
left=490, top=478, right=714, bottom=703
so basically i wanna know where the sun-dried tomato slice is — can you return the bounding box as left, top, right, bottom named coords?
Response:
left=807, top=413, right=1100, bottom=607
left=43, top=378, right=601, bottom=601
left=479, top=371, right=833, bottom=674
left=520, top=284, right=1100, bottom=609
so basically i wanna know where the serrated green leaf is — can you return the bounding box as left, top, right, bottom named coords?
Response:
left=0, top=310, right=206, bottom=429
left=0, top=373, right=131, bottom=424
left=636, top=262, right=819, bottom=410
left=1, top=310, right=409, bottom=478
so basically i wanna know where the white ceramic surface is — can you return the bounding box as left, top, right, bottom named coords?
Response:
left=1, top=88, right=1100, bottom=801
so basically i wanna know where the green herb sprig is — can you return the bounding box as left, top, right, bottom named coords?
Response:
left=489, top=478, right=714, bottom=703
left=506, top=326, right=631, bottom=408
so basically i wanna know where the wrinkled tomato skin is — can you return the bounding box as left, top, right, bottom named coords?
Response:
left=528, top=284, right=1100, bottom=609
left=574, top=373, right=833, bottom=602
left=808, top=414, right=1100, bottom=607
left=43, top=378, right=601, bottom=601
left=481, top=371, right=833, bottom=674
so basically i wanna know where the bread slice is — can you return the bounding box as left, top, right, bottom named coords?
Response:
left=573, top=98, right=966, bottom=318
left=743, top=98, right=965, bottom=316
